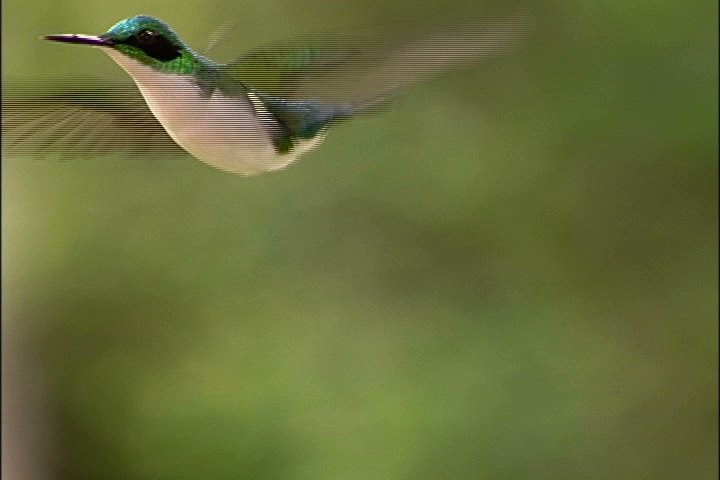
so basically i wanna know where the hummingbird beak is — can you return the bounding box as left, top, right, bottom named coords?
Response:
left=42, top=34, right=116, bottom=47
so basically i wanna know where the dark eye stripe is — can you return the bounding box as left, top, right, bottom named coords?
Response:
left=121, top=30, right=181, bottom=62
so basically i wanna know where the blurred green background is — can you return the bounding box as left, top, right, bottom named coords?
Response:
left=2, top=0, right=717, bottom=479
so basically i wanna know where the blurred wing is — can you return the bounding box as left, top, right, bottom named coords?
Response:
left=225, top=40, right=368, bottom=98
left=2, top=78, right=184, bottom=160
left=225, top=8, right=532, bottom=105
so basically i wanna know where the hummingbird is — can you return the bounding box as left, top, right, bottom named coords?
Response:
left=3, top=11, right=530, bottom=175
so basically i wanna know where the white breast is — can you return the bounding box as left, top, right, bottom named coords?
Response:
left=105, top=51, right=319, bottom=175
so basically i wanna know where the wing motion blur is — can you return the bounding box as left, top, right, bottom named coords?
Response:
left=226, top=7, right=532, bottom=105
left=2, top=78, right=183, bottom=159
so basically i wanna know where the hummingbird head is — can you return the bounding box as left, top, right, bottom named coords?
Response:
left=44, top=15, right=201, bottom=74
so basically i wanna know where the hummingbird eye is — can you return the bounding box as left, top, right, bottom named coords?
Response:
left=136, top=29, right=157, bottom=45
left=122, top=28, right=182, bottom=62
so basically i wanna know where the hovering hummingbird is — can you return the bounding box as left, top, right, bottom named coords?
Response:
left=3, top=11, right=530, bottom=175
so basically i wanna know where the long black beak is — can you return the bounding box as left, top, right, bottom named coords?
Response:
left=42, top=34, right=115, bottom=47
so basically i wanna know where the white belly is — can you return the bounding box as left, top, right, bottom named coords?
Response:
left=106, top=51, right=313, bottom=175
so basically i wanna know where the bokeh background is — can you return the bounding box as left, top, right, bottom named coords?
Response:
left=2, top=0, right=717, bottom=479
